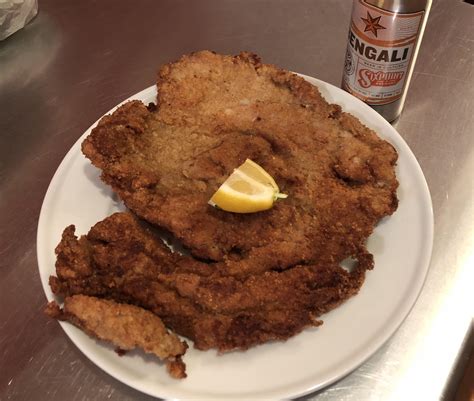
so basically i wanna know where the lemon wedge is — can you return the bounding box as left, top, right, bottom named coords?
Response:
left=208, top=159, right=287, bottom=213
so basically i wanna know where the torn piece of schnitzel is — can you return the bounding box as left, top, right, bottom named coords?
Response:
left=49, top=212, right=372, bottom=352
left=45, top=294, right=188, bottom=379
left=81, top=51, right=398, bottom=277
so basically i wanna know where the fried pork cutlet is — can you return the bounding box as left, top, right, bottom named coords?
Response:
left=49, top=213, right=372, bottom=352
left=81, top=51, right=398, bottom=278
left=45, top=294, right=187, bottom=379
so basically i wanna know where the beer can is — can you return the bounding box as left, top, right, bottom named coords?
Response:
left=341, top=0, right=432, bottom=122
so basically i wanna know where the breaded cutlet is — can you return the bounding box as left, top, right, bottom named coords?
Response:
left=49, top=212, right=371, bottom=352
left=82, top=51, right=398, bottom=279
left=45, top=294, right=188, bottom=378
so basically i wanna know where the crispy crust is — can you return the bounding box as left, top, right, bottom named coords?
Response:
left=81, top=51, right=398, bottom=277
left=51, top=51, right=399, bottom=363
left=45, top=295, right=187, bottom=379
left=49, top=212, right=371, bottom=352
left=156, top=51, right=338, bottom=125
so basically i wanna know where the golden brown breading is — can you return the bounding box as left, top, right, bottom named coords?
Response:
left=166, top=357, right=187, bottom=379
left=81, top=51, right=398, bottom=278
left=45, top=295, right=187, bottom=379
left=156, top=51, right=337, bottom=126
left=50, top=52, right=400, bottom=363
left=49, top=212, right=371, bottom=352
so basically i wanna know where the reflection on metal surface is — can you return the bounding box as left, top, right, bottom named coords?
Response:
left=445, top=322, right=474, bottom=400
left=0, top=0, right=473, bottom=400
left=0, top=13, right=61, bottom=88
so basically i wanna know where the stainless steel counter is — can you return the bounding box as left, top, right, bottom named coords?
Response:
left=1, top=0, right=472, bottom=400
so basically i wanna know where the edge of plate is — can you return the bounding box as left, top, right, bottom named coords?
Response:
left=37, top=85, right=156, bottom=299
left=285, top=74, right=434, bottom=398
left=36, top=77, right=434, bottom=400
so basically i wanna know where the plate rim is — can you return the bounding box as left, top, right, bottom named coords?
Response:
left=36, top=76, right=434, bottom=400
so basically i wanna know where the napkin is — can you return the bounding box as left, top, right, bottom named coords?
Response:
left=0, top=0, right=38, bottom=40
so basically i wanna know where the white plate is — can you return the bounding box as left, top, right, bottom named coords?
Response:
left=37, top=76, right=433, bottom=400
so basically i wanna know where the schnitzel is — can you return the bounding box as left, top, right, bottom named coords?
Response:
left=49, top=212, right=371, bottom=352
left=82, top=51, right=398, bottom=278
left=45, top=294, right=188, bottom=378
left=50, top=213, right=372, bottom=351
left=46, top=52, right=400, bottom=372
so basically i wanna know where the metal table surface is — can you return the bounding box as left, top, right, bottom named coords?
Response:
left=1, top=0, right=473, bottom=400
